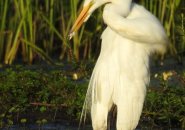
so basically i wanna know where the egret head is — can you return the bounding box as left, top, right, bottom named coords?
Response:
left=69, top=0, right=109, bottom=39
left=69, top=0, right=132, bottom=39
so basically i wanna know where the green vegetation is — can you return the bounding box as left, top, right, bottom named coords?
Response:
left=143, top=71, right=185, bottom=129
left=0, top=64, right=89, bottom=128
left=0, top=0, right=184, bottom=64
left=0, top=65, right=184, bottom=129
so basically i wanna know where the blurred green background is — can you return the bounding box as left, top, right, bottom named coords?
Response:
left=0, top=0, right=184, bottom=64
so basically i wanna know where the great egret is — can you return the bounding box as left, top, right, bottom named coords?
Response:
left=69, top=0, right=168, bottom=130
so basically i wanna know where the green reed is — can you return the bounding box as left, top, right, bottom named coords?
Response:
left=0, top=0, right=184, bottom=64
left=0, top=0, right=8, bottom=62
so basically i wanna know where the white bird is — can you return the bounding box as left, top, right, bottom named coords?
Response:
left=69, top=0, right=168, bottom=130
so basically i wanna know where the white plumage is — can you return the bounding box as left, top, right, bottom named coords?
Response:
left=69, top=0, right=168, bottom=130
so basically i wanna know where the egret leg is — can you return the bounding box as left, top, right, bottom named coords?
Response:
left=91, top=102, right=109, bottom=130
left=116, top=89, right=145, bottom=130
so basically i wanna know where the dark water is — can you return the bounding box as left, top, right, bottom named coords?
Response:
left=2, top=123, right=92, bottom=130
left=2, top=124, right=183, bottom=130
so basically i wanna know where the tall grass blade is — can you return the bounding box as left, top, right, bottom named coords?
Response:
left=21, top=39, right=55, bottom=65
left=5, top=12, right=25, bottom=64
left=0, top=0, right=8, bottom=61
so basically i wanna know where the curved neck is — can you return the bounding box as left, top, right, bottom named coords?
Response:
left=112, top=0, right=132, bottom=16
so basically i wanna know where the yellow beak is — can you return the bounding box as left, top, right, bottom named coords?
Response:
left=69, top=2, right=93, bottom=39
